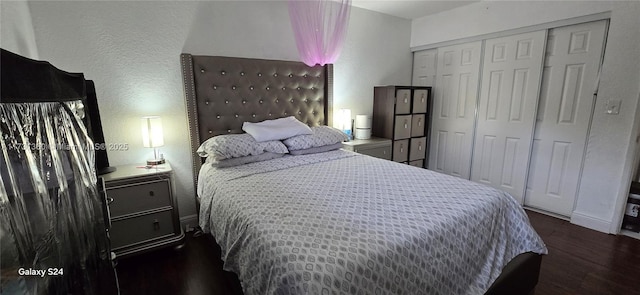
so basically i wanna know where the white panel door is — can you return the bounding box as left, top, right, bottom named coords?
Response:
left=525, top=20, right=607, bottom=216
left=471, top=31, right=547, bottom=203
left=412, top=49, right=437, bottom=86
left=428, top=41, right=482, bottom=179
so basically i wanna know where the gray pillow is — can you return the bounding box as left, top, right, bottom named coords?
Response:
left=288, top=142, right=343, bottom=155
left=196, top=133, right=288, bottom=160
left=205, top=152, right=285, bottom=168
left=283, top=126, right=348, bottom=151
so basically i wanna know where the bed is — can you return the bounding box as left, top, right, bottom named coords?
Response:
left=180, top=54, right=547, bottom=295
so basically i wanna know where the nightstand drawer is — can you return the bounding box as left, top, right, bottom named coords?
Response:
left=108, top=180, right=171, bottom=218
left=110, top=210, right=174, bottom=249
left=358, top=146, right=391, bottom=160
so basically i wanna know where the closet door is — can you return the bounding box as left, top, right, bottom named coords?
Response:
left=412, top=49, right=437, bottom=87
left=471, top=31, right=547, bottom=203
left=428, top=41, right=482, bottom=179
left=525, top=20, right=608, bottom=216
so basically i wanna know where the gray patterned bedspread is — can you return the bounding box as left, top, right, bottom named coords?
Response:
left=197, top=150, right=547, bottom=295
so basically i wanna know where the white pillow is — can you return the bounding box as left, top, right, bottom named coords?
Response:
left=242, top=116, right=312, bottom=142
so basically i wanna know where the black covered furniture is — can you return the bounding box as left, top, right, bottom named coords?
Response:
left=0, top=48, right=118, bottom=295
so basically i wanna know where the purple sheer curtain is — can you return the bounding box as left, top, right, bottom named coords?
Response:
left=288, top=0, right=351, bottom=66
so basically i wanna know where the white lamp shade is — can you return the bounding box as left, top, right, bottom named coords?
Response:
left=338, top=108, right=351, bottom=131
left=141, top=116, right=164, bottom=148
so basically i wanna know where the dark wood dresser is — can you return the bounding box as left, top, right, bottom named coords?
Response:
left=372, top=86, right=432, bottom=168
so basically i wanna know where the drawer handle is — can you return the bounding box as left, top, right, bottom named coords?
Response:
left=418, top=118, right=422, bottom=126
left=404, top=94, right=408, bottom=104
left=149, top=191, right=155, bottom=197
left=400, top=144, right=404, bottom=153
left=404, top=120, right=408, bottom=129
left=383, top=150, right=386, bottom=155
left=107, top=197, right=114, bottom=205
left=153, top=219, right=160, bottom=230
left=419, top=144, right=422, bottom=151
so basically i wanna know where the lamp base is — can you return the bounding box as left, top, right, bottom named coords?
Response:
left=146, top=158, right=165, bottom=165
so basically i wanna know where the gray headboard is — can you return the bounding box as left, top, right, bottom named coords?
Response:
left=180, top=54, right=333, bottom=198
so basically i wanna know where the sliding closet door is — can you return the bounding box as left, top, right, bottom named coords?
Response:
left=471, top=31, right=547, bottom=203
left=525, top=20, right=608, bottom=216
left=428, top=41, right=482, bottom=178
left=412, top=49, right=437, bottom=87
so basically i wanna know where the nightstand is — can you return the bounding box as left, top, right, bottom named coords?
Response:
left=342, top=137, right=392, bottom=160
left=102, top=163, right=185, bottom=258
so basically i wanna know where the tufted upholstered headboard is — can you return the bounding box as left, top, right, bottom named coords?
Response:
left=180, top=54, right=333, bottom=198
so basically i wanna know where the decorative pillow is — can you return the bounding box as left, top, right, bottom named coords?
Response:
left=242, top=116, right=312, bottom=142
left=205, top=152, right=285, bottom=168
left=288, top=142, right=343, bottom=155
left=283, top=126, right=348, bottom=151
left=196, top=133, right=288, bottom=160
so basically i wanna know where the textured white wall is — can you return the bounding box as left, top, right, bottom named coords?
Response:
left=335, top=7, right=412, bottom=120
left=179, top=1, right=412, bottom=122
left=0, top=1, right=39, bottom=59
left=411, top=1, right=640, bottom=233
left=24, top=1, right=411, bottom=220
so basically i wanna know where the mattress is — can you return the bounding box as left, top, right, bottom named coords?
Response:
left=197, top=150, right=547, bottom=295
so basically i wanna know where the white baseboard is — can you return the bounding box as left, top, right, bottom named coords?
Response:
left=524, top=206, right=570, bottom=221
left=570, top=211, right=612, bottom=234
left=180, top=214, right=199, bottom=233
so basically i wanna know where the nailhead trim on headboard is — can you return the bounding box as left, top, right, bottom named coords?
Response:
left=180, top=54, right=333, bottom=207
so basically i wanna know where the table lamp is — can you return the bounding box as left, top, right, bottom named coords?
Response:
left=141, top=116, right=165, bottom=165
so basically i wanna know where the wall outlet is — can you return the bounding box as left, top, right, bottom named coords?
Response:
left=606, top=99, right=621, bottom=115
left=184, top=223, right=196, bottom=233
left=180, top=214, right=199, bottom=234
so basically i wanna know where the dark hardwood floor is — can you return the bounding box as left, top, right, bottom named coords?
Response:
left=527, top=211, right=640, bottom=295
left=116, top=210, right=640, bottom=295
left=116, top=233, right=243, bottom=295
